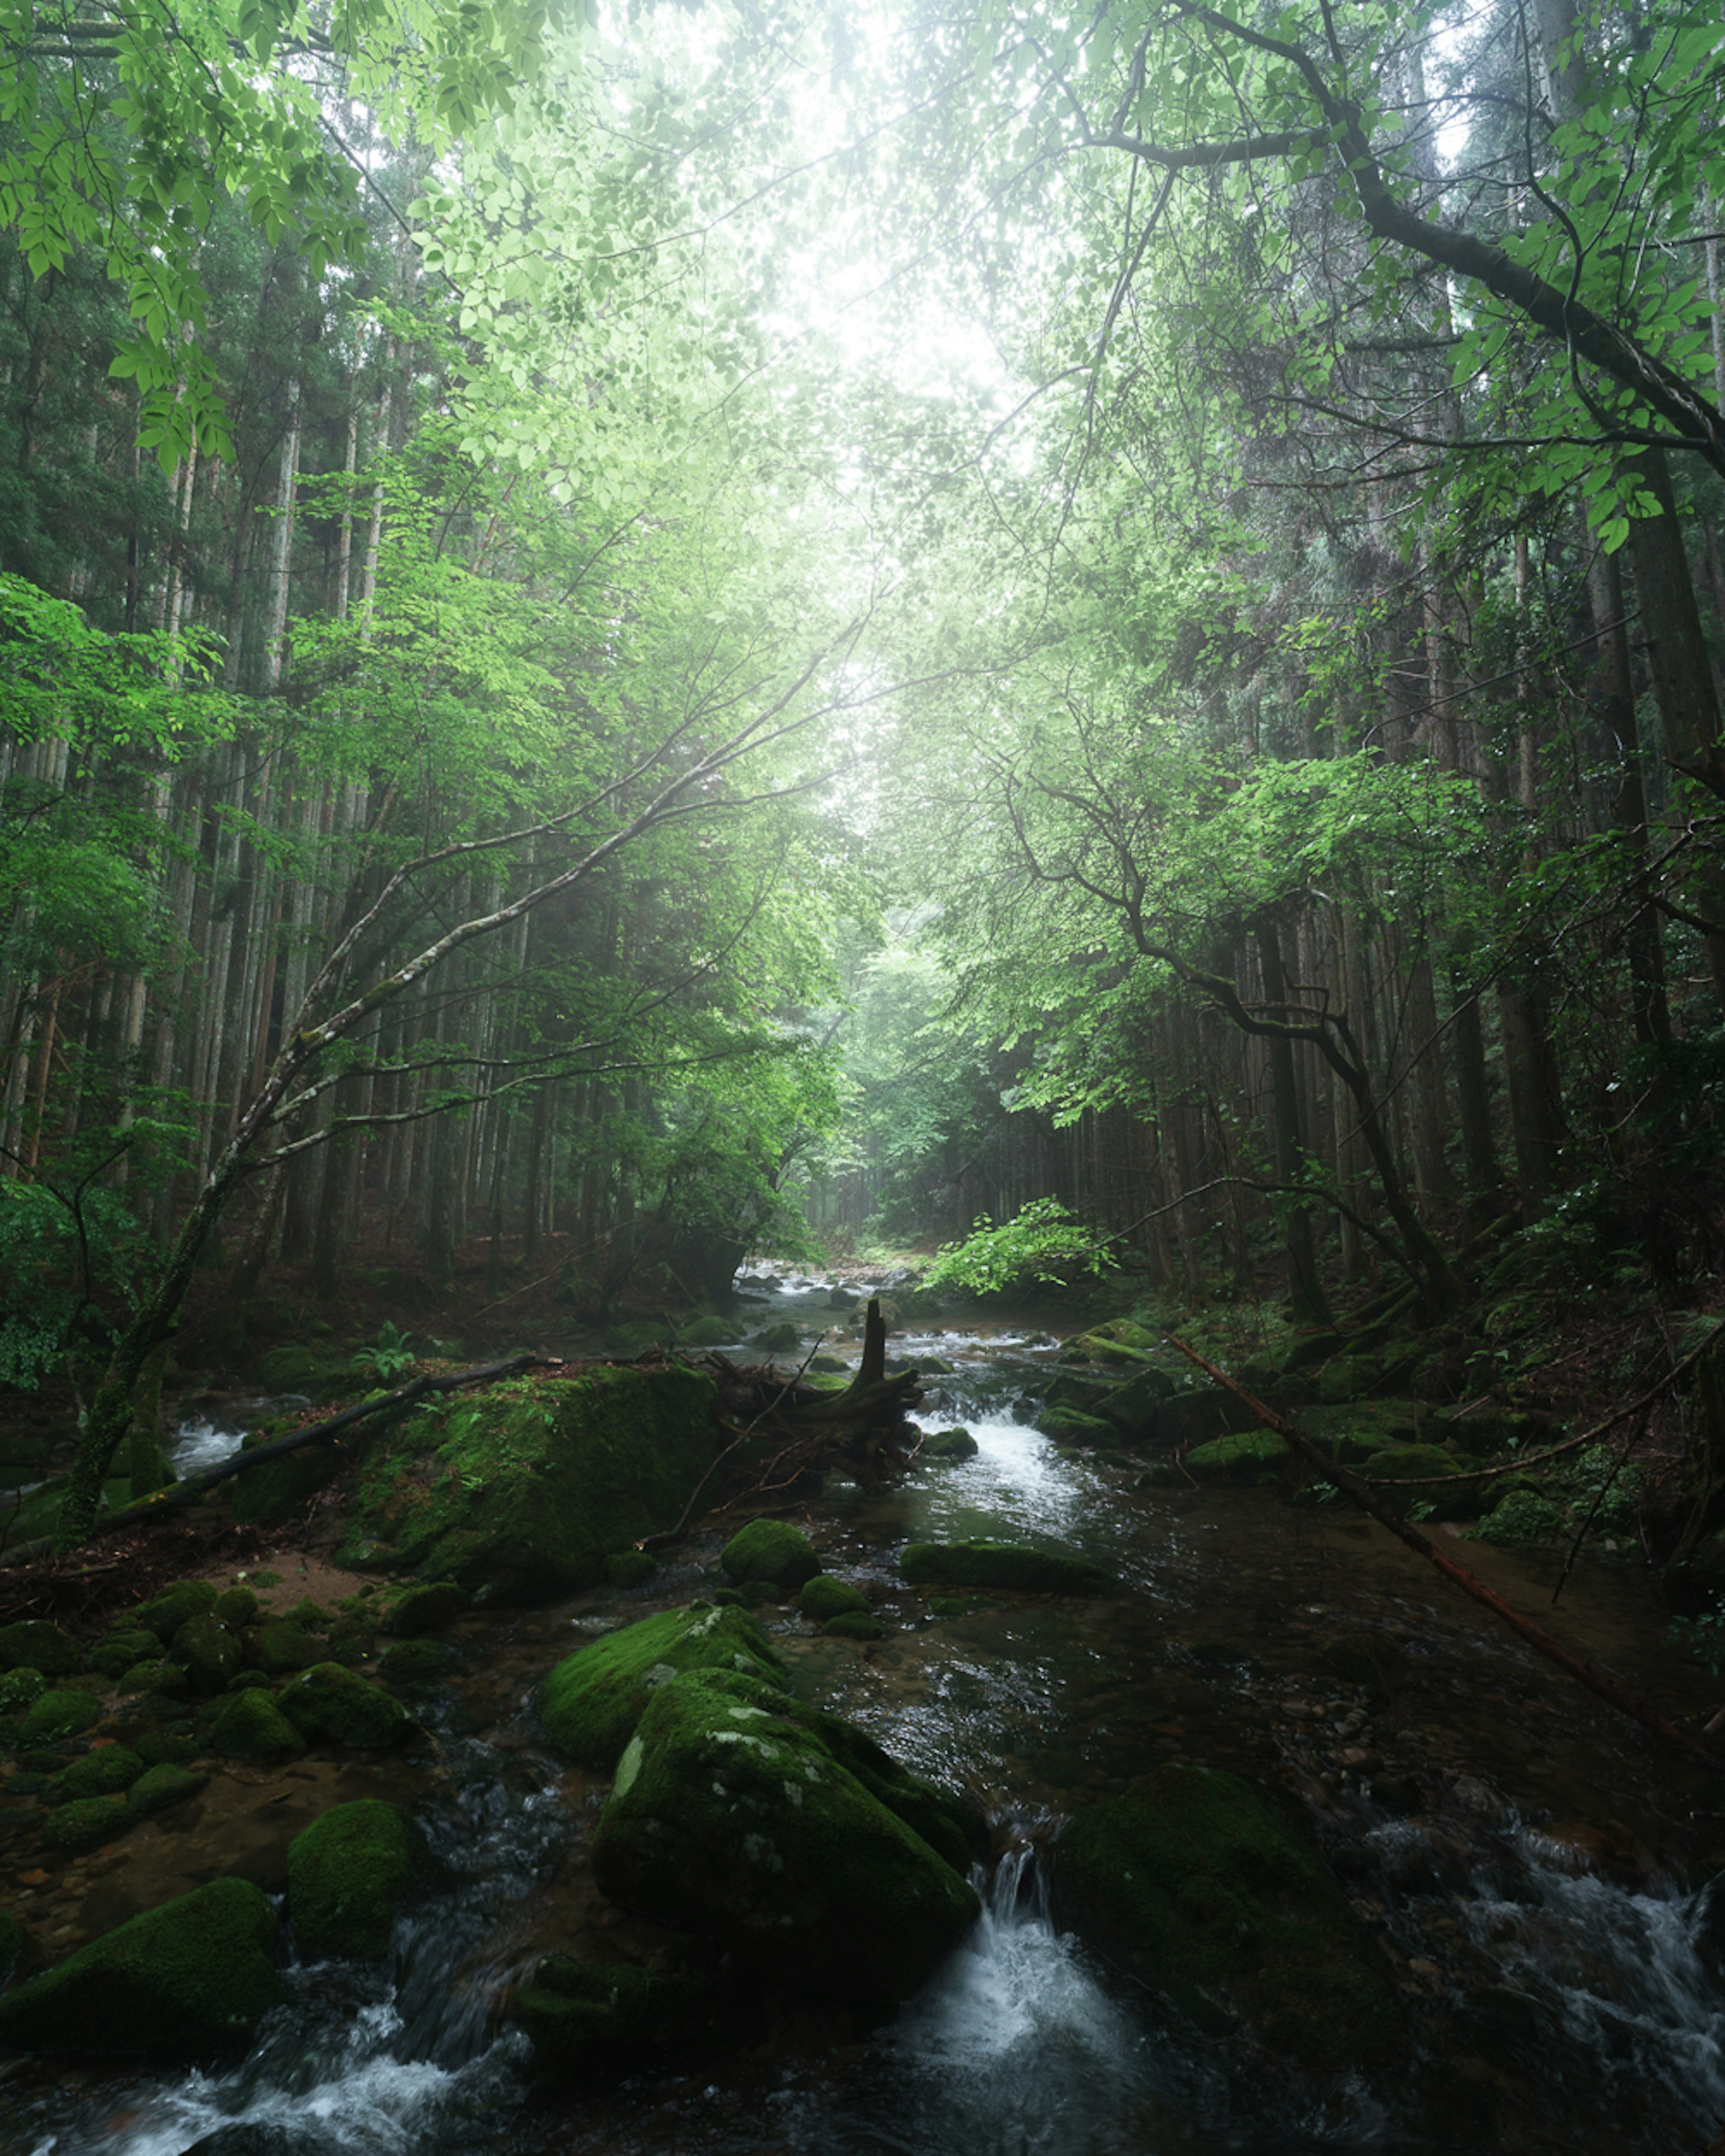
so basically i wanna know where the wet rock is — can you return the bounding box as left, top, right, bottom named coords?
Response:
left=538, top=1603, right=786, bottom=1770
left=379, top=1582, right=469, bottom=1636
left=1360, top=1442, right=1474, bottom=1501
left=919, top=1427, right=979, bottom=1461
left=288, top=1799, right=426, bottom=1960
left=90, top=1628, right=161, bottom=1680
left=510, top=1955, right=722, bottom=2070
left=1056, top=1765, right=1399, bottom=2074
left=137, top=1727, right=201, bottom=1767
left=752, top=1323, right=802, bottom=1353
left=251, top=1622, right=319, bottom=1675
left=679, top=1314, right=738, bottom=1346
left=823, top=1612, right=889, bottom=1641
left=173, top=1617, right=246, bottom=1696
left=45, top=1745, right=146, bottom=1803
left=128, top=1763, right=208, bottom=1816
left=209, top=1687, right=307, bottom=1761
left=278, top=1663, right=417, bottom=1750
left=132, top=1580, right=219, bottom=1644
left=899, top=1539, right=1116, bottom=1595
left=1154, top=1387, right=1264, bottom=1449
left=377, top=1638, right=454, bottom=1682
left=213, top=1586, right=260, bottom=1627
left=1034, top=1404, right=1120, bottom=1448
left=591, top=1666, right=979, bottom=2001
left=182, top=2124, right=314, bottom=2154
left=1317, top=1632, right=1404, bottom=1697
left=336, top=1365, right=720, bottom=1597
left=42, top=1794, right=134, bottom=1849
left=1099, top=1367, right=1177, bottom=1440
left=720, top=1518, right=820, bottom=1591
left=0, top=1620, right=80, bottom=1678
left=1182, top=1430, right=1289, bottom=1482
left=0, top=1666, right=46, bottom=1712
left=1275, top=1330, right=1345, bottom=1373
left=604, top=1551, right=658, bottom=1589
left=798, top=1575, right=870, bottom=1621
left=0, top=1876, right=279, bottom=2056
left=1058, top=1332, right=1156, bottom=1367
left=18, top=1688, right=102, bottom=1744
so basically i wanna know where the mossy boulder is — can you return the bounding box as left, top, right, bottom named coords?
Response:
left=229, top=1428, right=347, bottom=1526
left=128, top=1764, right=207, bottom=1816
left=0, top=1620, right=80, bottom=1678
left=719, top=1518, right=820, bottom=1590
left=1034, top=1404, right=1121, bottom=1449
left=591, top=1667, right=979, bottom=2001
left=0, top=1877, right=279, bottom=2056
left=378, top=1638, right=455, bottom=1683
left=510, top=1955, right=722, bottom=2069
left=678, top=1315, right=737, bottom=1348
left=604, top=1551, right=658, bottom=1589
left=1184, top=1429, right=1290, bottom=1481
left=379, top=1582, right=469, bottom=1636
left=278, top=1663, right=417, bottom=1750
left=1099, top=1367, right=1178, bottom=1440
left=172, top=1616, right=246, bottom=1696
left=19, top=1688, right=102, bottom=1744
left=538, top=1603, right=786, bottom=1770
left=252, top=1623, right=319, bottom=1675
left=919, top=1427, right=979, bottom=1461
left=1360, top=1442, right=1476, bottom=1506
left=0, top=1666, right=47, bottom=1713
left=798, top=1575, right=870, bottom=1622
left=1474, top=1489, right=1563, bottom=1546
left=132, top=1580, right=219, bottom=1643
left=899, top=1541, right=1116, bottom=1596
left=137, top=1729, right=200, bottom=1767
left=1058, top=1333, right=1155, bottom=1368
left=335, top=1365, right=720, bottom=1596
left=824, top=1612, right=889, bottom=1641
left=1057, top=1766, right=1398, bottom=2074
left=210, top=1688, right=306, bottom=1760
left=1318, top=1356, right=1381, bottom=1405
left=288, top=1800, right=425, bottom=1960
left=213, top=1586, right=259, bottom=1627
left=752, top=1322, right=802, bottom=1353
left=1154, top=1387, right=1264, bottom=1450
left=45, top=1745, right=146, bottom=1803
left=42, top=1794, right=134, bottom=1849
left=91, top=1629, right=161, bottom=1680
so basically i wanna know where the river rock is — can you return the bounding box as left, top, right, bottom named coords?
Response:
left=19, top=1687, right=102, bottom=1742
left=510, top=1954, right=723, bottom=2069
left=1183, top=1430, right=1289, bottom=1481
left=538, top=1603, right=787, bottom=1769
left=288, top=1799, right=425, bottom=1959
left=380, top=1581, right=469, bottom=1635
left=252, top=1621, right=319, bottom=1674
left=229, top=1425, right=348, bottom=1526
left=1098, top=1367, right=1177, bottom=1440
left=172, top=1615, right=246, bottom=1695
left=132, top=1580, right=219, bottom=1643
left=210, top=1685, right=306, bottom=1760
left=279, top=1662, right=416, bottom=1749
left=919, top=1427, right=979, bottom=1460
left=823, top=1612, right=889, bottom=1640
left=1361, top=1443, right=1478, bottom=1507
left=91, top=1627, right=160, bottom=1679
left=45, top=1745, right=146, bottom=1803
left=0, top=1619, right=80, bottom=1677
left=128, top=1763, right=207, bottom=1816
left=591, top=1666, right=979, bottom=2000
left=1318, top=1355, right=1380, bottom=1404
left=899, top=1539, right=1115, bottom=1595
left=1034, top=1404, right=1120, bottom=1449
left=42, top=1794, right=134, bottom=1849
left=1153, top=1387, right=1264, bottom=1449
left=720, top=1518, right=820, bottom=1590
left=335, top=1365, right=720, bottom=1597
left=1056, top=1765, right=1398, bottom=2073
left=798, top=1575, right=870, bottom=1621
left=0, top=1876, right=280, bottom=2056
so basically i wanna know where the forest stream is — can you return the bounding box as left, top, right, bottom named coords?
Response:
left=9, top=1274, right=1725, bottom=2156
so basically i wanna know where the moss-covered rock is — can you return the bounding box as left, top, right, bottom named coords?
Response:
left=1099, top=1367, right=1178, bottom=1440
left=128, top=1764, right=208, bottom=1816
left=719, top=1518, right=820, bottom=1590
left=172, top=1616, right=246, bottom=1696
left=823, top=1612, right=889, bottom=1641
left=376, top=1639, right=453, bottom=1682
left=1360, top=1442, right=1476, bottom=1505
left=1034, top=1404, right=1121, bottom=1449
left=136, top=1728, right=200, bottom=1767
left=798, top=1575, right=870, bottom=1621
left=1318, top=1356, right=1381, bottom=1405
left=1057, top=1766, right=1398, bottom=2073
left=278, top=1663, right=417, bottom=1749
left=379, top=1582, right=469, bottom=1636
left=0, top=1620, right=80, bottom=1678
left=898, top=1540, right=1115, bottom=1595
left=919, top=1427, right=978, bottom=1461
left=42, top=1794, right=134, bottom=1849
left=335, top=1365, right=720, bottom=1596
left=288, top=1799, right=424, bottom=1960
left=208, top=1686, right=306, bottom=1761
left=228, top=1428, right=346, bottom=1527
left=0, top=1876, right=279, bottom=2055
left=0, top=1666, right=47, bottom=1713
left=678, top=1315, right=737, bottom=1348
left=213, top=1586, right=259, bottom=1627
left=19, top=1688, right=102, bottom=1744
left=251, top=1622, right=319, bottom=1676
left=510, top=1954, right=721, bottom=2069
left=538, top=1603, right=786, bottom=1769
left=90, top=1629, right=161, bottom=1680
left=1184, top=1429, right=1290, bottom=1481
left=45, top=1745, right=145, bottom=1803
left=591, top=1667, right=979, bottom=2000
left=132, top=1580, right=219, bottom=1643
left=1154, top=1387, right=1265, bottom=1450
left=751, top=1322, right=802, bottom=1353
left=1474, top=1489, right=1563, bottom=1546
left=604, top=1551, right=658, bottom=1589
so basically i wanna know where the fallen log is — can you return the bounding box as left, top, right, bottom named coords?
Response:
left=1164, top=1333, right=1721, bottom=1771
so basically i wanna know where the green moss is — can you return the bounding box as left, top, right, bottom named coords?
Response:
left=19, top=1689, right=102, bottom=1743
left=335, top=1366, right=720, bottom=1595
left=117, top=1661, right=166, bottom=1695
left=511, top=1955, right=718, bottom=2067
left=1317, top=1356, right=1382, bottom=1404
left=128, top=1764, right=207, bottom=1816
left=898, top=1540, right=1115, bottom=1595
left=0, top=1666, right=47, bottom=1712
left=1473, top=1490, right=1563, bottom=1547
left=278, top=1662, right=417, bottom=1749
left=719, top=1518, right=820, bottom=1590
left=281, top=1599, right=330, bottom=1630
left=172, top=1617, right=245, bottom=1696
left=131, top=1580, right=219, bottom=1643
left=377, top=1639, right=453, bottom=1682
left=378, top=1582, right=469, bottom=1636
left=230, top=1431, right=347, bottom=1525
left=213, top=1587, right=259, bottom=1627
left=1362, top=1442, right=1474, bottom=1497
left=1035, top=1405, right=1121, bottom=1449
left=136, top=1729, right=199, bottom=1767
left=604, top=1551, right=659, bottom=1589
left=591, top=1666, right=979, bottom=2001
left=252, top=1623, right=319, bottom=1675
left=46, top=1746, right=145, bottom=1803
left=678, top=1315, right=737, bottom=1347
left=0, top=1876, right=279, bottom=2055
left=1184, top=1429, right=1290, bottom=1480
left=798, top=1576, right=870, bottom=1621
left=42, top=1794, right=134, bottom=1849
left=823, top=1612, right=889, bottom=1641
left=1057, top=1766, right=1398, bottom=2073
left=0, top=1621, right=80, bottom=1677
left=288, top=1799, right=424, bottom=1960
left=538, top=1603, right=787, bottom=1769
left=225, top=1669, right=272, bottom=1692
left=90, top=1630, right=160, bottom=1680
left=919, top=1427, right=978, bottom=1461
left=209, top=1687, right=306, bottom=1761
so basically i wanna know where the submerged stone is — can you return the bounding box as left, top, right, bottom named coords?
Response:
left=510, top=1955, right=720, bottom=2069
left=288, top=1799, right=425, bottom=1960
left=336, top=1365, right=720, bottom=1596
left=898, top=1540, right=1115, bottom=1595
left=0, top=1876, right=279, bottom=2056
left=823, top=1612, right=889, bottom=1640
left=538, top=1603, right=786, bottom=1770
left=1057, top=1765, right=1398, bottom=2074
left=720, top=1518, right=820, bottom=1590
left=591, top=1666, right=979, bottom=2000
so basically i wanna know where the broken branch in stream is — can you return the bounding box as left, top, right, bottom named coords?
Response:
left=1163, top=1334, right=1721, bottom=1770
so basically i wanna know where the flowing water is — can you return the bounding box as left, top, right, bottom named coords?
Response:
left=16, top=1278, right=1725, bottom=2156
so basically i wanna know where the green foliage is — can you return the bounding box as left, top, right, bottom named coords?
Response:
left=0, top=1176, right=153, bottom=1392
left=1670, top=1596, right=1725, bottom=1677
left=350, top=1323, right=416, bottom=1385
left=924, top=1199, right=1118, bottom=1296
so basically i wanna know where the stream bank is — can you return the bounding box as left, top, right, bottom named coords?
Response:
left=1, top=1277, right=1723, bottom=2155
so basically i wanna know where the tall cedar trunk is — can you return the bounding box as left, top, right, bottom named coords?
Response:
left=1254, top=915, right=1332, bottom=1327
